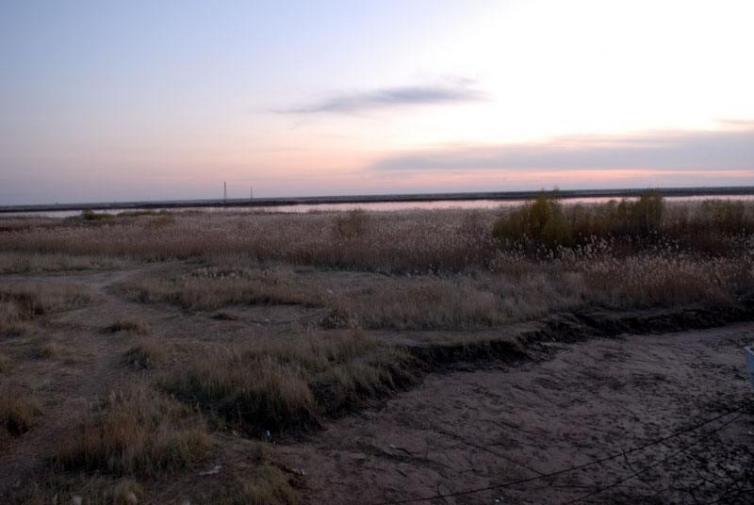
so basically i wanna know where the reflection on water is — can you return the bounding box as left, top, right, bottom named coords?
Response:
left=5, top=195, right=754, bottom=218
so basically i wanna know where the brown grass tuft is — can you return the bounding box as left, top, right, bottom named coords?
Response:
left=112, top=479, right=144, bottom=505
left=29, top=340, right=64, bottom=360
left=165, top=331, right=413, bottom=435
left=0, top=252, right=127, bottom=274
left=0, top=387, right=42, bottom=436
left=333, top=209, right=369, bottom=240
left=0, top=283, right=92, bottom=325
left=54, top=384, right=210, bottom=475
left=104, top=319, right=150, bottom=335
left=3, top=476, right=144, bottom=505
left=122, top=339, right=169, bottom=370
left=0, top=350, right=12, bottom=374
left=209, top=463, right=300, bottom=505
left=122, top=267, right=321, bottom=310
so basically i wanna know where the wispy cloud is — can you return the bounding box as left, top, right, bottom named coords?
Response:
left=281, top=79, right=485, bottom=114
left=370, top=124, right=754, bottom=173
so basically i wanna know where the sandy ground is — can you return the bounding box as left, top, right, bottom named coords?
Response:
left=279, top=324, right=754, bottom=505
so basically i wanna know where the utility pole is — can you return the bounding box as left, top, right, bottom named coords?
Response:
left=250, top=185, right=253, bottom=201
left=223, top=182, right=227, bottom=203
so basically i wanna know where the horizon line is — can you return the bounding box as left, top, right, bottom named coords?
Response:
left=2, top=185, right=754, bottom=214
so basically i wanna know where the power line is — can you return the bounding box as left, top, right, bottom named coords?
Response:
left=368, top=407, right=743, bottom=505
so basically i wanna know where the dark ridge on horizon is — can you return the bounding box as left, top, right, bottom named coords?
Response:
left=2, top=185, right=754, bottom=214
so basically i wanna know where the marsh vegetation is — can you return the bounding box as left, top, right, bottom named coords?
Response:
left=1, top=197, right=753, bottom=504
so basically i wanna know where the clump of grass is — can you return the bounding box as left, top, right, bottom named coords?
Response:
left=122, top=339, right=168, bottom=370
left=3, top=476, right=144, bottom=505
left=29, top=339, right=64, bottom=360
left=54, top=384, right=210, bottom=475
left=0, top=283, right=92, bottom=322
left=0, top=387, right=42, bottom=436
left=144, top=214, right=175, bottom=230
left=326, top=279, right=501, bottom=330
left=112, top=479, right=143, bottom=505
left=122, top=268, right=321, bottom=310
left=583, top=254, right=742, bottom=308
left=104, top=319, right=150, bottom=335
left=324, top=273, right=588, bottom=330
left=208, top=458, right=300, bottom=505
left=166, top=352, right=317, bottom=434
left=165, top=331, right=413, bottom=435
left=333, top=209, right=369, bottom=239
left=0, top=252, right=127, bottom=274
left=0, top=350, right=12, bottom=373
left=81, top=209, right=114, bottom=222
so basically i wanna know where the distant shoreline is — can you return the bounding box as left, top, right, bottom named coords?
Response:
left=2, top=185, right=754, bottom=214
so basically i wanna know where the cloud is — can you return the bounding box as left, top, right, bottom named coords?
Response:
left=370, top=124, right=754, bottom=173
left=281, top=80, right=485, bottom=114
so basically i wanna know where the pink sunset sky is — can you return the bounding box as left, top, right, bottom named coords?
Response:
left=2, top=0, right=753, bottom=205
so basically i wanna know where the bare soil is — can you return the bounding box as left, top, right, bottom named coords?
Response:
left=279, top=324, right=754, bottom=505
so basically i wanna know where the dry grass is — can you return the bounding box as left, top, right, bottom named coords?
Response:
left=0, top=282, right=91, bottom=338
left=121, top=266, right=322, bottom=310
left=0, top=252, right=127, bottom=274
left=4, top=476, right=144, bottom=505
left=0, top=282, right=92, bottom=320
left=165, top=330, right=413, bottom=434
left=3, top=200, right=752, bottom=274
left=333, top=208, right=369, bottom=239
left=122, top=339, right=169, bottom=369
left=0, top=387, right=42, bottom=436
left=54, top=384, right=210, bottom=475
left=29, top=339, right=64, bottom=360
left=0, top=350, right=12, bottom=373
left=104, top=319, right=150, bottom=335
left=1, top=202, right=753, bottom=504
left=209, top=464, right=300, bottom=505
left=0, top=209, right=499, bottom=273
left=326, top=273, right=587, bottom=330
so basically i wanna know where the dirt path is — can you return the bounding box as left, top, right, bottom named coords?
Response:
left=279, top=323, right=754, bottom=505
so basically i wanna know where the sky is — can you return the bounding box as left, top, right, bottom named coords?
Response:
left=1, top=0, right=754, bottom=205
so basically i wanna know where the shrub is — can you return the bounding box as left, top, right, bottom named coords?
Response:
left=494, top=193, right=667, bottom=253
left=493, top=194, right=572, bottom=250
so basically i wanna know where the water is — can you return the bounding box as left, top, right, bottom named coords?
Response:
left=4, top=195, right=754, bottom=218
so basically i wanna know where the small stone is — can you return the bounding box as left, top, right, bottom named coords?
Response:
left=71, top=496, right=83, bottom=505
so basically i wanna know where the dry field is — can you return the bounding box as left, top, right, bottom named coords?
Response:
left=1, top=198, right=753, bottom=504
